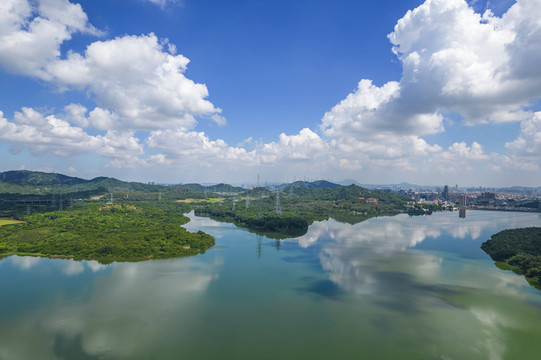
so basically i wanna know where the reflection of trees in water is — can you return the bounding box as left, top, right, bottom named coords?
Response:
left=257, top=234, right=262, bottom=258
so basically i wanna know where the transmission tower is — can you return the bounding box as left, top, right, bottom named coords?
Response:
left=218, top=196, right=222, bottom=206
left=275, top=190, right=282, bottom=218
left=245, top=189, right=251, bottom=208
left=59, top=193, right=63, bottom=211
left=258, top=191, right=262, bottom=219
left=232, top=195, right=236, bottom=210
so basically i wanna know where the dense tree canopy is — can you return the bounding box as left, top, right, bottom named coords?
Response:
left=0, top=203, right=214, bottom=263
left=482, top=227, right=541, bottom=288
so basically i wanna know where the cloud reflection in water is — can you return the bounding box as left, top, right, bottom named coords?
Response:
left=0, top=256, right=223, bottom=359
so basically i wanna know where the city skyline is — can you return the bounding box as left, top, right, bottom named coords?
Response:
left=1, top=0, right=540, bottom=187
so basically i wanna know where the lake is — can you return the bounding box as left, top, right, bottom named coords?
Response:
left=1, top=210, right=541, bottom=359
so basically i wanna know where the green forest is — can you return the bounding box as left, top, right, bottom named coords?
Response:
left=0, top=203, right=214, bottom=263
left=481, top=227, right=541, bottom=288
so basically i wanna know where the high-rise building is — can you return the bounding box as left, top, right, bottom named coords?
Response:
left=442, top=185, right=449, bottom=200
left=459, top=194, right=467, bottom=208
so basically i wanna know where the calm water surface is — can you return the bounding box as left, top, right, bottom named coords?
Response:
left=1, top=210, right=541, bottom=359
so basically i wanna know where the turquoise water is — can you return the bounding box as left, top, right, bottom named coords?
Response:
left=1, top=210, right=541, bottom=359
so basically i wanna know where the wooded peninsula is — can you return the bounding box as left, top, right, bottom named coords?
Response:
left=481, top=227, right=541, bottom=288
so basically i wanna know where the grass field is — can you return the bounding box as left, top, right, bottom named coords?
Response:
left=0, top=219, right=22, bottom=226
left=176, top=198, right=221, bottom=203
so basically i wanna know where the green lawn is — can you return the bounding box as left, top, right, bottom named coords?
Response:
left=0, top=218, right=22, bottom=226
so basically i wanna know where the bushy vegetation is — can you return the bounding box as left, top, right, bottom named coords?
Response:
left=481, top=227, right=541, bottom=288
left=0, top=203, right=214, bottom=263
left=0, top=187, right=110, bottom=218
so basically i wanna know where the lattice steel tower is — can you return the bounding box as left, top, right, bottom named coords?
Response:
left=275, top=190, right=282, bottom=218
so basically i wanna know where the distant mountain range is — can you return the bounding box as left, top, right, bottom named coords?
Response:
left=0, top=170, right=344, bottom=193
left=1, top=170, right=539, bottom=194
left=336, top=179, right=432, bottom=189
left=277, top=180, right=342, bottom=190
left=0, top=170, right=160, bottom=194
left=1, top=170, right=87, bottom=186
left=336, top=179, right=362, bottom=186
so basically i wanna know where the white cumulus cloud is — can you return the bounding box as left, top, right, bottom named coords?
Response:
left=0, top=108, right=144, bottom=164
left=47, top=33, right=225, bottom=130
left=0, top=0, right=101, bottom=78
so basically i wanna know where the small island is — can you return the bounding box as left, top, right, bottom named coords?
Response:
left=481, top=227, right=541, bottom=289
left=0, top=203, right=215, bottom=263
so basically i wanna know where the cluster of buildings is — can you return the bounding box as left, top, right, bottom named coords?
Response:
left=394, top=185, right=541, bottom=212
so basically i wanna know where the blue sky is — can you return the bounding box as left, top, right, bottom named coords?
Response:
left=1, top=0, right=540, bottom=187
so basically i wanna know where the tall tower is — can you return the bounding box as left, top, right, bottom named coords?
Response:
left=258, top=191, right=262, bottom=219
left=459, top=194, right=467, bottom=208
left=442, top=185, right=449, bottom=200
left=245, top=189, right=251, bottom=209
left=232, top=195, right=236, bottom=210
left=459, top=194, right=467, bottom=218
left=275, top=190, right=282, bottom=218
